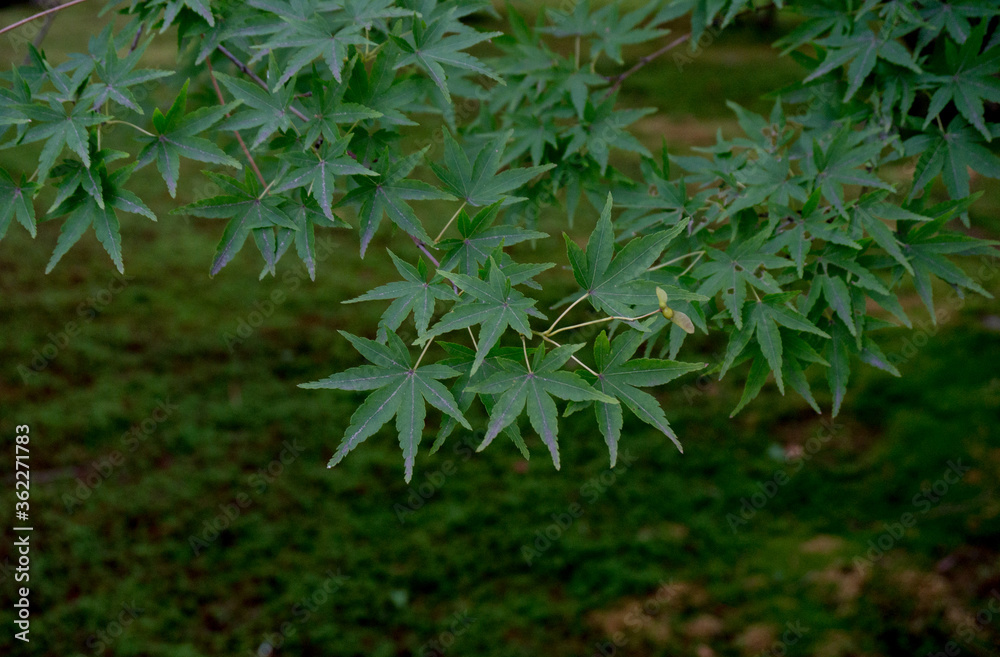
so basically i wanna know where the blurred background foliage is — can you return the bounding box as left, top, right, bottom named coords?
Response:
left=1, top=1, right=999, bottom=656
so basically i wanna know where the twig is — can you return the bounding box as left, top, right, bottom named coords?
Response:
left=538, top=334, right=598, bottom=377
left=434, top=202, right=466, bottom=243
left=545, top=292, right=590, bottom=335
left=21, top=11, right=55, bottom=65
left=103, top=120, right=154, bottom=137
left=413, top=336, right=435, bottom=369
left=603, top=33, right=690, bottom=99
left=216, top=44, right=309, bottom=122
left=411, top=235, right=441, bottom=268
left=466, top=327, right=478, bottom=350
left=546, top=309, right=660, bottom=337
left=521, top=336, right=532, bottom=372
left=129, top=24, right=143, bottom=53
left=206, top=58, right=266, bottom=186
left=649, top=250, right=705, bottom=272
left=0, top=0, right=89, bottom=38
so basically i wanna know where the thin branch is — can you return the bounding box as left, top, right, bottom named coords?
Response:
left=679, top=252, right=705, bottom=277
left=21, top=11, right=55, bottom=65
left=466, top=327, right=478, bottom=350
left=129, top=24, right=143, bottom=53
left=603, top=33, right=690, bottom=99
left=544, top=292, right=590, bottom=336
left=0, top=0, right=89, bottom=38
left=649, top=250, right=705, bottom=272
left=434, top=201, right=466, bottom=243
left=538, top=334, right=598, bottom=377
left=411, top=235, right=441, bottom=268
left=547, top=309, right=660, bottom=337
left=413, top=337, right=435, bottom=369
left=206, top=58, right=266, bottom=187
left=216, top=45, right=309, bottom=123
left=103, top=120, right=154, bottom=137
left=521, top=336, right=532, bottom=372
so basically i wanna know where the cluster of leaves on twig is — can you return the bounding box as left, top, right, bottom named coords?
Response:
left=1, top=0, right=998, bottom=480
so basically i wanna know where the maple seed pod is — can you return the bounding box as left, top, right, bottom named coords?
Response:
left=655, top=286, right=694, bottom=334
left=656, top=286, right=669, bottom=311
left=670, top=310, right=696, bottom=335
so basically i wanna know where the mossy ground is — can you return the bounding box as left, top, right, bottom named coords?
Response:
left=1, top=3, right=999, bottom=656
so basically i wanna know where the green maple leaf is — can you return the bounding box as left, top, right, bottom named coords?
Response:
left=45, top=164, right=156, bottom=274
left=135, top=80, right=241, bottom=197
left=216, top=69, right=296, bottom=148
left=48, top=137, right=129, bottom=212
left=301, top=74, right=382, bottom=148
left=767, top=191, right=862, bottom=278
left=21, top=99, right=108, bottom=184
left=587, top=0, right=668, bottom=64
left=804, top=124, right=893, bottom=216
left=613, top=145, right=713, bottom=238
left=174, top=171, right=297, bottom=276
left=824, top=318, right=855, bottom=417
left=254, top=10, right=370, bottom=87
left=420, top=256, right=547, bottom=374
left=905, top=117, right=1000, bottom=210
left=780, top=333, right=830, bottom=414
left=82, top=35, right=173, bottom=113
left=437, top=201, right=547, bottom=274
left=343, top=48, right=421, bottom=128
left=160, top=0, right=215, bottom=31
left=565, top=193, right=690, bottom=319
left=432, top=341, right=529, bottom=458
left=805, top=24, right=921, bottom=101
left=917, top=0, right=989, bottom=47
left=273, top=137, right=376, bottom=221
left=720, top=293, right=830, bottom=395
left=500, top=109, right=564, bottom=165
left=851, top=193, right=938, bottom=274
left=339, top=147, right=451, bottom=255
left=0, top=169, right=40, bottom=239
left=300, top=329, right=470, bottom=482
left=564, top=98, right=654, bottom=174
left=897, top=215, right=996, bottom=322
left=693, top=231, right=792, bottom=328
left=391, top=10, right=502, bottom=102
left=583, top=328, right=704, bottom=466
left=344, top=250, right=459, bottom=342
left=267, top=191, right=348, bottom=280
left=920, top=20, right=1000, bottom=141
left=469, top=343, right=617, bottom=469
left=430, top=131, right=555, bottom=207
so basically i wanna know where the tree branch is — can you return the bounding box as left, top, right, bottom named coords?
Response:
left=216, top=45, right=309, bottom=123
left=603, top=33, right=690, bottom=99
left=206, top=58, right=267, bottom=187
left=0, top=0, right=88, bottom=38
